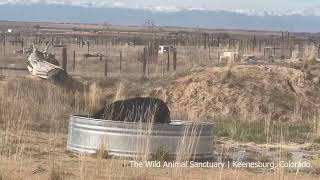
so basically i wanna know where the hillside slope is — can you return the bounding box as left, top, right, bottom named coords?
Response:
left=149, top=65, right=320, bottom=121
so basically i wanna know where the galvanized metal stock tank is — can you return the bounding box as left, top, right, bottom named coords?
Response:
left=67, top=115, right=214, bottom=160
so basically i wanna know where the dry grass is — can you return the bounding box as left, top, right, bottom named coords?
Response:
left=303, top=44, right=317, bottom=65
left=0, top=40, right=320, bottom=179
left=0, top=77, right=82, bottom=133
left=221, top=55, right=233, bottom=82
left=49, top=166, right=63, bottom=180
left=0, top=77, right=90, bottom=179
left=0, top=75, right=319, bottom=180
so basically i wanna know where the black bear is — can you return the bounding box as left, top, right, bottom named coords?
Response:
left=93, top=97, right=171, bottom=124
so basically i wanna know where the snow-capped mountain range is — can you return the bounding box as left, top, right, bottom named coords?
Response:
left=0, top=1, right=320, bottom=32
left=0, top=0, right=319, bottom=16
left=233, top=7, right=320, bottom=17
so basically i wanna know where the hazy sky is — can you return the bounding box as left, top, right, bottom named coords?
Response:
left=0, top=0, right=319, bottom=12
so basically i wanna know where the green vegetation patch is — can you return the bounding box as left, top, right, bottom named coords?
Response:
left=214, top=119, right=314, bottom=144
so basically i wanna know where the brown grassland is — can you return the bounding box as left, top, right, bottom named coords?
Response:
left=0, top=24, right=320, bottom=179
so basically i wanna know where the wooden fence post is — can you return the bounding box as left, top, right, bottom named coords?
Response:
left=253, top=36, right=256, bottom=51
left=3, top=35, right=5, bottom=56
left=83, top=55, right=86, bottom=64
left=161, top=56, right=164, bottom=76
left=203, top=35, right=207, bottom=49
left=119, top=51, right=122, bottom=73
left=104, top=58, right=108, bottom=77
left=21, top=37, right=24, bottom=51
left=62, top=47, right=67, bottom=72
left=87, top=41, right=90, bottom=54
left=167, top=50, right=170, bottom=72
left=259, top=40, right=262, bottom=52
left=317, top=43, right=320, bottom=59
left=73, top=50, right=76, bottom=70
left=208, top=45, right=211, bottom=60
left=142, top=49, right=147, bottom=76
left=35, top=35, right=38, bottom=45
left=173, top=50, right=177, bottom=71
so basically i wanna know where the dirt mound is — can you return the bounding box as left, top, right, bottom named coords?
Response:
left=148, top=65, right=320, bottom=121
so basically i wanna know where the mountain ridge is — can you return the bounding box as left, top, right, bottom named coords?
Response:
left=0, top=1, right=319, bottom=16
left=0, top=4, right=319, bottom=32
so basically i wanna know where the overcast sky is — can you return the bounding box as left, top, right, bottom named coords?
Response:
left=0, top=0, right=319, bottom=12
